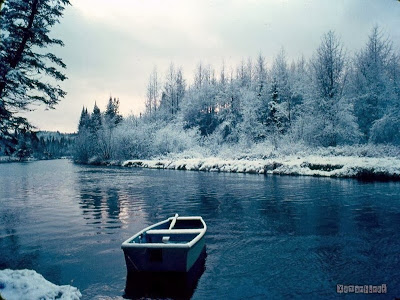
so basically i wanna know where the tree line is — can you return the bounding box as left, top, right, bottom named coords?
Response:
left=0, top=130, right=75, bottom=160
left=75, top=27, right=400, bottom=163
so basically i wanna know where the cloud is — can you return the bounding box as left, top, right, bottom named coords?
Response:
left=25, top=0, right=400, bottom=132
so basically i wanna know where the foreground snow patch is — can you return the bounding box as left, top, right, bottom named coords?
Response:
left=0, top=269, right=81, bottom=300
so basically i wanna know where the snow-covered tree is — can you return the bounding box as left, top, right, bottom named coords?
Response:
left=254, top=54, right=268, bottom=97
left=78, top=106, right=90, bottom=131
left=104, top=97, right=122, bottom=127
left=182, top=84, right=219, bottom=136
left=370, top=109, right=400, bottom=145
left=310, top=31, right=359, bottom=146
left=353, top=26, right=398, bottom=141
left=90, top=102, right=102, bottom=133
left=181, top=63, right=220, bottom=136
left=291, top=31, right=360, bottom=146
left=236, top=58, right=253, bottom=88
left=159, top=63, right=186, bottom=119
left=289, top=56, right=309, bottom=110
left=75, top=106, right=91, bottom=162
left=0, top=0, right=70, bottom=153
left=145, top=67, right=160, bottom=116
left=99, top=97, right=122, bottom=159
left=175, top=68, right=186, bottom=112
left=270, top=49, right=291, bottom=130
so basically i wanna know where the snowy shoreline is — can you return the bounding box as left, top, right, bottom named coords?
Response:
left=121, top=155, right=400, bottom=181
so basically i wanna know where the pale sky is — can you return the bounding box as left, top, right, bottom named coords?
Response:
left=24, top=0, right=400, bottom=133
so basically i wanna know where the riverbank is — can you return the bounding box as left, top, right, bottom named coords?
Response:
left=0, top=156, right=23, bottom=163
left=122, top=155, right=400, bottom=180
left=0, top=156, right=71, bottom=164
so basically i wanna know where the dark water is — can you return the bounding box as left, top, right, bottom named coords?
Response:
left=1, top=160, right=400, bottom=299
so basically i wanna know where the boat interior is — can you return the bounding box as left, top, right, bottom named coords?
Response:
left=130, top=218, right=204, bottom=244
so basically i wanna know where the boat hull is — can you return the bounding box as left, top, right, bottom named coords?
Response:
left=123, top=235, right=205, bottom=273
left=124, top=247, right=207, bottom=299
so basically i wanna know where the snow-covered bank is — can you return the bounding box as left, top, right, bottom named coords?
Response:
left=0, top=156, right=22, bottom=163
left=0, top=269, right=81, bottom=300
left=122, top=155, right=400, bottom=180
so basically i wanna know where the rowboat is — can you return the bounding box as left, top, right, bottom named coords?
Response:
left=121, top=214, right=207, bottom=273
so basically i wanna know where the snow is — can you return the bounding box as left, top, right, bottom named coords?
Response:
left=0, top=269, right=81, bottom=300
left=123, top=155, right=400, bottom=180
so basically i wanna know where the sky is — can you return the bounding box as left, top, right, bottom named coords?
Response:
left=24, top=0, right=400, bottom=133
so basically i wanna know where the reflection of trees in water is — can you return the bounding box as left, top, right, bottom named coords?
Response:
left=258, top=177, right=301, bottom=234
left=77, top=169, right=147, bottom=232
left=78, top=171, right=123, bottom=231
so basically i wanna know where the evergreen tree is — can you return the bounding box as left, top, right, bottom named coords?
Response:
left=0, top=0, right=71, bottom=153
left=105, top=97, right=122, bottom=127
left=271, top=49, right=292, bottom=127
left=265, top=79, right=287, bottom=147
left=90, top=102, right=102, bottom=133
left=78, top=106, right=90, bottom=131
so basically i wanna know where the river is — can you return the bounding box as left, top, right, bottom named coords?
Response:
left=0, top=159, right=399, bottom=299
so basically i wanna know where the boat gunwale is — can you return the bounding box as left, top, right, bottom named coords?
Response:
left=121, top=216, right=206, bottom=249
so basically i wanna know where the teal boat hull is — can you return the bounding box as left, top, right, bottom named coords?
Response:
left=122, top=216, right=207, bottom=273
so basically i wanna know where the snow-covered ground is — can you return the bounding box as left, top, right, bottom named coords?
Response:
left=0, top=269, right=81, bottom=300
left=123, top=154, right=400, bottom=180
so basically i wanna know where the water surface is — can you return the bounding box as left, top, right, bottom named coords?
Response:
left=0, top=160, right=399, bottom=298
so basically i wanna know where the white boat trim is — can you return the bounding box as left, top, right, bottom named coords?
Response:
left=146, top=229, right=203, bottom=234
left=121, top=216, right=207, bottom=249
left=169, top=213, right=179, bottom=230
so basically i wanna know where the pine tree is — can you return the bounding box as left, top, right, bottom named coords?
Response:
left=105, top=97, right=122, bottom=127
left=271, top=49, right=292, bottom=127
left=266, top=79, right=286, bottom=142
left=90, top=102, right=102, bottom=133
left=75, top=107, right=91, bottom=163
left=0, top=0, right=71, bottom=153
left=78, top=106, right=90, bottom=131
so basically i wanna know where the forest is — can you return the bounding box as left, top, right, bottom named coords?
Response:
left=75, top=27, right=400, bottom=164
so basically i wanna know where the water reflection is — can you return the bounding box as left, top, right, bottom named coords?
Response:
left=77, top=169, right=130, bottom=232
left=124, top=248, right=207, bottom=300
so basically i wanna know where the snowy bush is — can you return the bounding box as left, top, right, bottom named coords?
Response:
left=113, top=119, right=156, bottom=159
left=153, top=122, right=200, bottom=156
left=370, top=112, right=400, bottom=145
